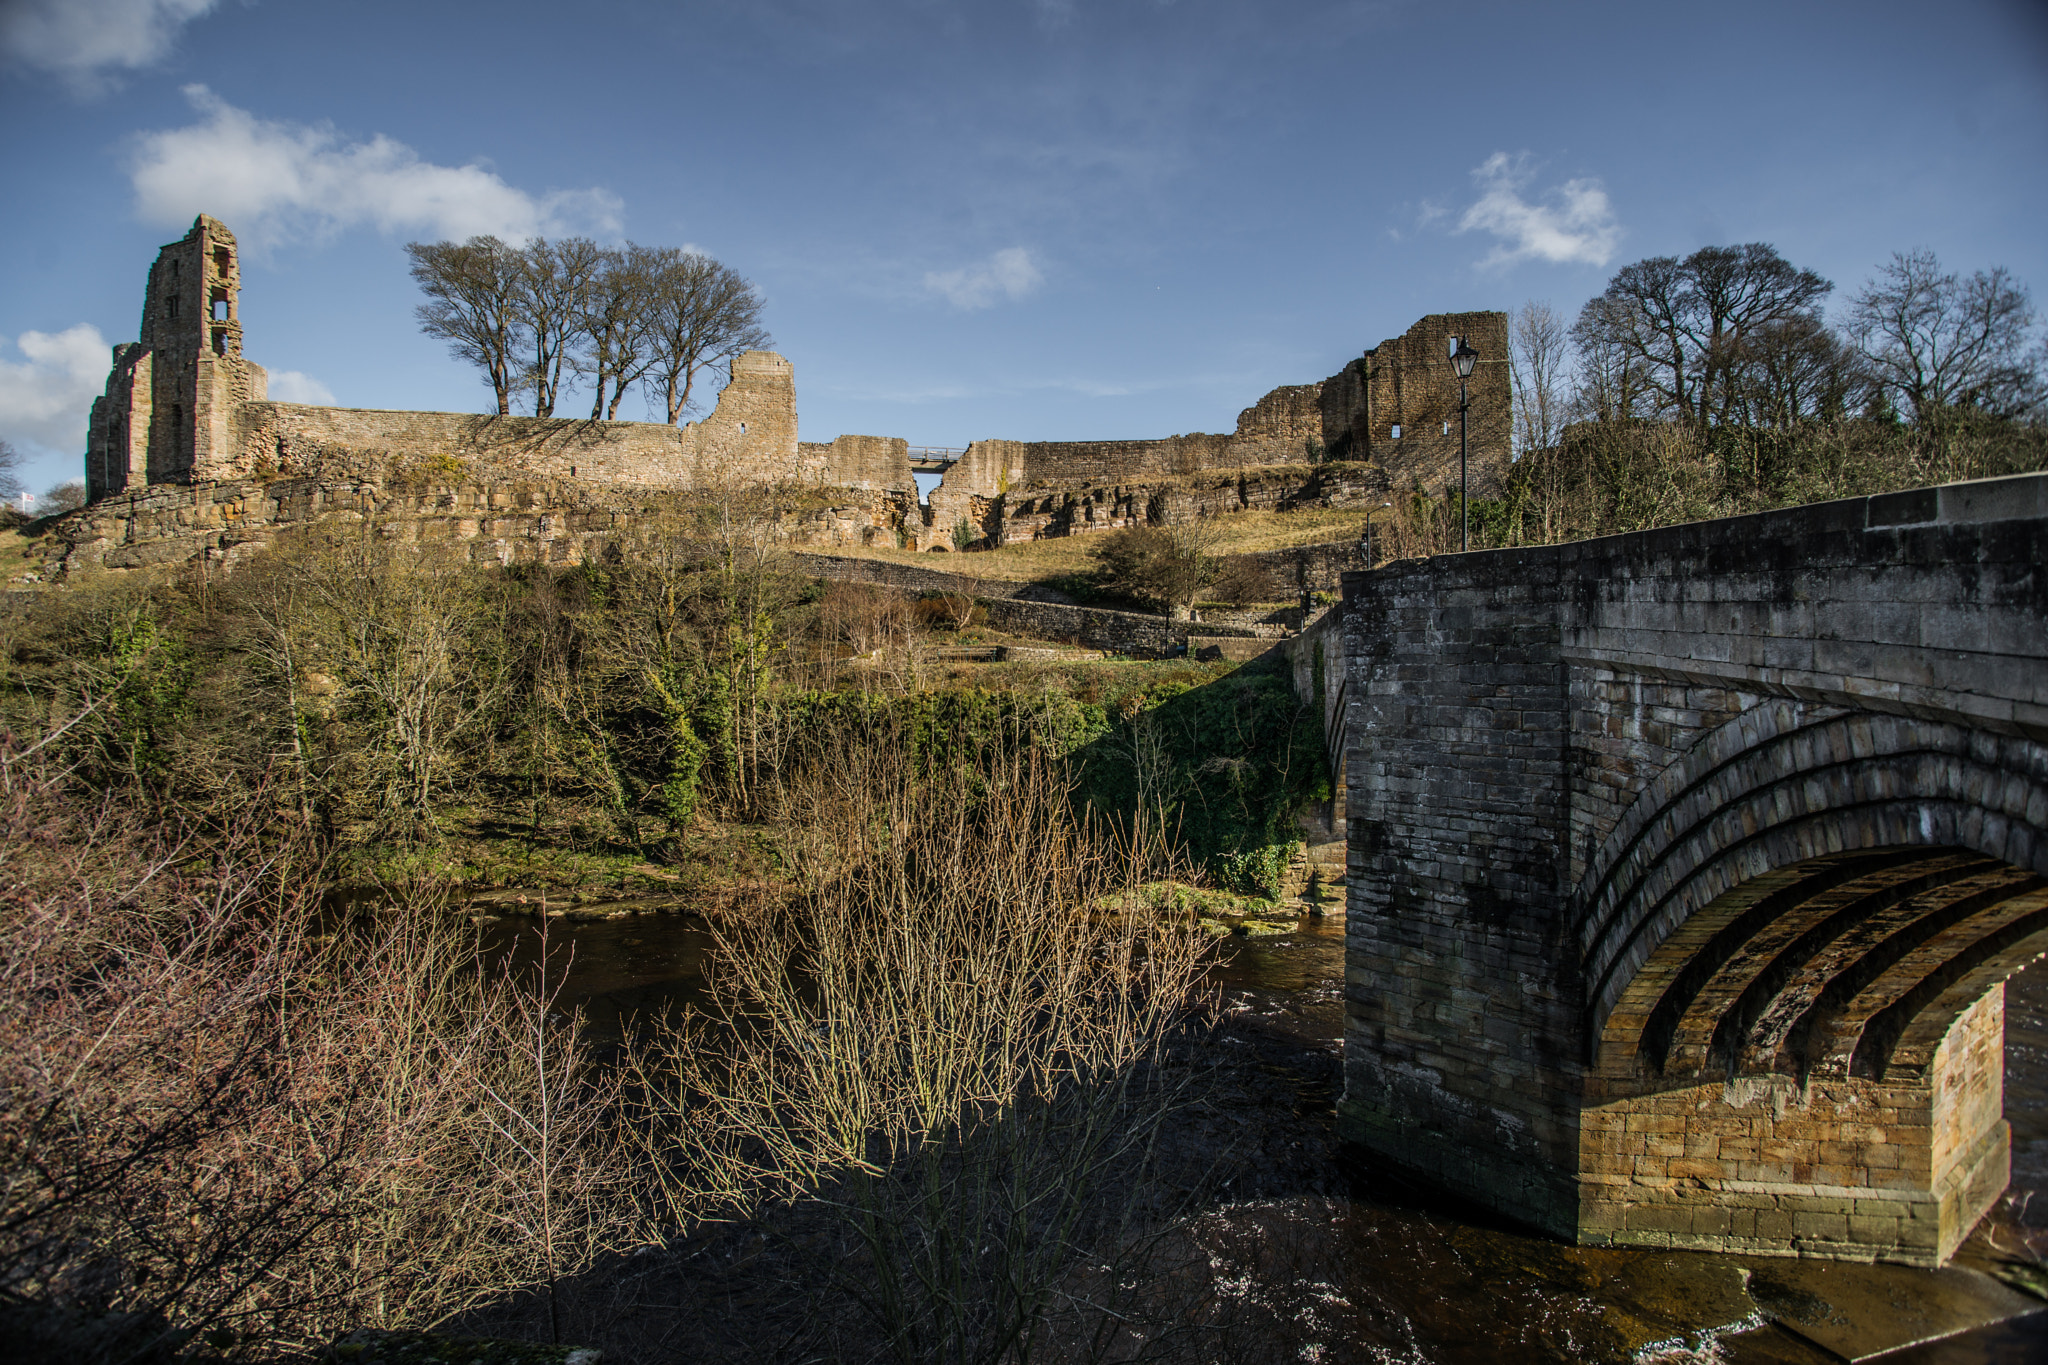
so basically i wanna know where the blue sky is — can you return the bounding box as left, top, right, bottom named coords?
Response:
left=3, top=0, right=2045, bottom=495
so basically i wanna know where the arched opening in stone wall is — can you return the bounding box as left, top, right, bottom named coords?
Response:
left=1570, top=705, right=2048, bottom=1265
left=1583, top=846, right=2046, bottom=1264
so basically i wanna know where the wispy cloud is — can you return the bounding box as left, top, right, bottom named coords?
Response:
left=0, top=323, right=109, bottom=457
left=924, top=247, right=1044, bottom=310
left=266, top=370, right=337, bottom=405
left=0, top=0, right=217, bottom=91
left=1456, top=151, right=1621, bottom=269
left=128, top=87, right=623, bottom=247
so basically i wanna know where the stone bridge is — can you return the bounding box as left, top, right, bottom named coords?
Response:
left=1336, top=472, right=2046, bottom=1265
left=907, top=445, right=965, bottom=473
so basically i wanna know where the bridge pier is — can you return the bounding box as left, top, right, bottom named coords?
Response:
left=1581, top=983, right=2009, bottom=1264
left=1337, top=473, right=2048, bottom=1263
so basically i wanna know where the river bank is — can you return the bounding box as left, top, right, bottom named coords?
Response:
left=471, top=901, right=2048, bottom=1363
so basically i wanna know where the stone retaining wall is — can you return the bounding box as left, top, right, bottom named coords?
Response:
left=789, top=553, right=1060, bottom=602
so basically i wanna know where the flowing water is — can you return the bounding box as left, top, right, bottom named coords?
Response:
left=480, top=901, right=2048, bottom=1363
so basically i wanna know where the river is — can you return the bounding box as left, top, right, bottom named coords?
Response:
left=481, top=902, right=2048, bottom=1363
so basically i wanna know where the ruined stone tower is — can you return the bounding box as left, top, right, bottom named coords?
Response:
left=87, top=216, right=268, bottom=500
left=1317, top=311, right=1513, bottom=494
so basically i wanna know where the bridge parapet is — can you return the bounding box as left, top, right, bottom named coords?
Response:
left=1339, top=472, right=2046, bottom=1264
left=907, top=445, right=965, bottom=472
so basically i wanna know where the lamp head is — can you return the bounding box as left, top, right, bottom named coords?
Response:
left=1452, top=339, right=1478, bottom=380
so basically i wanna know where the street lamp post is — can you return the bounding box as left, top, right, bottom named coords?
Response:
left=1362, top=500, right=1393, bottom=567
left=1451, top=337, right=1478, bottom=552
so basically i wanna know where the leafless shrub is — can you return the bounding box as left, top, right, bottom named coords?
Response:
left=0, top=743, right=638, bottom=1360
left=627, top=723, right=1221, bottom=1363
left=817, top=580, right=915, bottom=658
left=911, top=591, right=977, bottom=632
left=1207, top=555, right=1283, bottom=606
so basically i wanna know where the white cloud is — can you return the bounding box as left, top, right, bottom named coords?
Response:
left=924, top=247, right=1043, bottom=310
left=266, top=370, right=336, bottom=405
left=1456, top=152, right=1621, bottom=270
left=128, top=87, right=624, bottom=246
left=0, top=323, right=109, bottom=457
left=0, top=0, right=217, bottom=89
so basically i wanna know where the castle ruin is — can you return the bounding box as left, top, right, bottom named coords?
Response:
left=51, top=215, right=1511, bottom=577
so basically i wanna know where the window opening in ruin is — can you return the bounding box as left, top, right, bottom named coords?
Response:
left=913, top=471, right=941, bottom=506
left=214, top=248, right=232, bottom=276
left=167, top=296, right=179, bottom=319
left=213, top=328, right=227, bottom=356
left=212, top=293, right=228, bottom=320
left=1390, top=424, right=1401, bottom=440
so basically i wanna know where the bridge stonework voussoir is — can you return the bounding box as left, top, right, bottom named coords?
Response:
left=1338, top=472, right=2048, bottom=1265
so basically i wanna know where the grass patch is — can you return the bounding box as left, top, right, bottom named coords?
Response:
left=1130, top=878, right=1288, bottom=920
left=828, top=505, right=1371, bottom=582
left=328, top=820, right=780, bottom=901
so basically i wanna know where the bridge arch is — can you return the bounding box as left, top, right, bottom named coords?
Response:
left=1575, top=703, right=2048, bottom=1064
left=1569, top=707, right=2048, bottom=1263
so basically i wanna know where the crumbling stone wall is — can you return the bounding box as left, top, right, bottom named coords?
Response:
left=231, top=349, right=804, bottom=490
left=67, top=218, right=1511, bottom=584
left=796, top=435, right=915, bottom=493
left=89, top=216, right=269, bottom=499
left=1316, top=311, right=1513, bottom=495
left=23, top=471, right=904, bottom=582
left=789, top=553, right=1053, bottom=602
left=977, top=598, right=1238, bottom=657
left=993, top=462, right=1391, bottom=544
left=922, top=312, right=1511, bottom=528
left=83, top=217, right=834, bottom=501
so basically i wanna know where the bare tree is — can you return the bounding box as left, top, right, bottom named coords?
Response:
left=0, top=437, right=22, bottom=499
left=1848, top=250, right=2047, bottom=425
left=406, top=236, right=771, bottom=425
left=1569, top=294, right=1655, bottom=423
left=1510, top=301, right=1569, bottom=455
left=645, top=251, right=772, bottom=425
left=577, top=245, right=662, bottom=421
left=259, top=527, right=499, bottom=838
left=406, top=237, right=524, bottom=416
left=41, top=480, right=86, bottom=515
left=1578, top=244, right=1832, bottom=429
left=1728, top=313, right=1855, bottom=429
left=517, top=238, right=605, bottom=418
left=818, top=580, right=913, bottom=660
